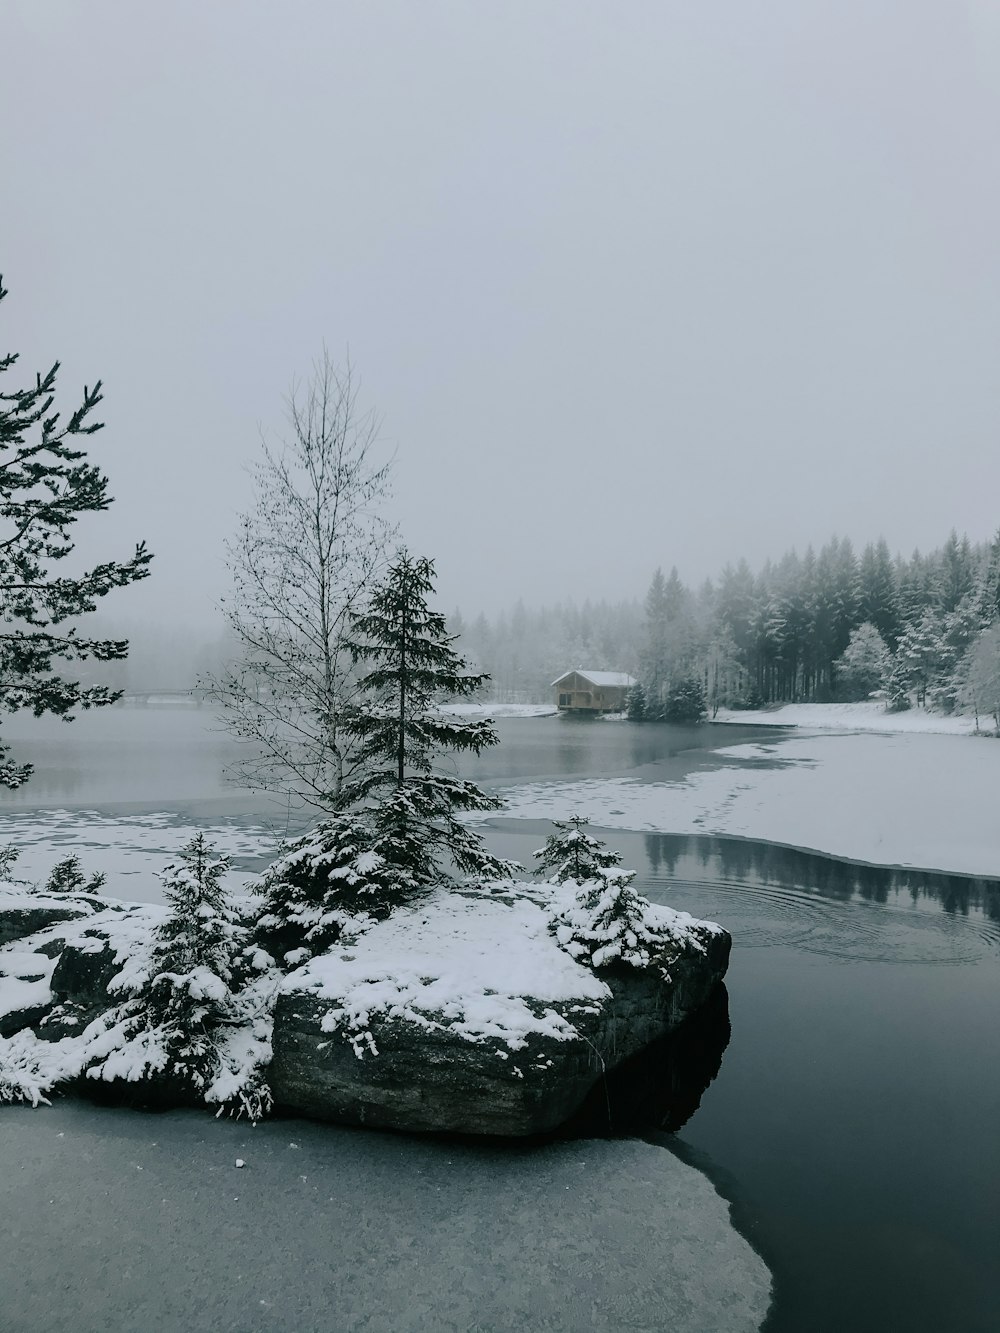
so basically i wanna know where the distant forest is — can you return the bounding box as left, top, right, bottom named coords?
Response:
left=455, top=530, right=1000, bottom=722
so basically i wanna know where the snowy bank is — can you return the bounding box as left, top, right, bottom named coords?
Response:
left=436, top=702, right=558, bottom=718
left=477, top=730, right=1000, bottom=878
left=713, top=701, right=981, bottom=735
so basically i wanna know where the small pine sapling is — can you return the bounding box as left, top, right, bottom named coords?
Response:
left=144, top=833, right=241, bottom=1090
left=882, top=655, right=912, bottom=713
left=534, top=815, right=624, bottom=884
left=662, top=676, right=707, bottom=723
left=43, top=854, right=106, bottom=895
left=0, top=843, right=23, bottom=882
left=536, top=817, right=667, bottom=975
left=626, top=683, right=647, bottom=721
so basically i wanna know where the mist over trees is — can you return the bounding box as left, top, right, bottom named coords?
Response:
left=71, top=617, right=236, bottom=698
left=456, top=528, right=1000, bottom=722
left=450, top=598, right=643, bottom=703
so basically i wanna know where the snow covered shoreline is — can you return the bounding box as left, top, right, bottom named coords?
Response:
left=437, top=702, right=558, bottom=718
left=444, top=699, right=989, bottom=734
left=478, top=729, right=1000, bottom=879
left=713, top=701, right=983, bottom=735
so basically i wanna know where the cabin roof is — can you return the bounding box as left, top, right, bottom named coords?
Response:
left=550, top=669, right=636, bottom=689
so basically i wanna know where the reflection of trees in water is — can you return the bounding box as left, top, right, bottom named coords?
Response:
left=850, top=862, right=888, bottom=904
left=562, top=983, right=731, bottom=1138
left=643, top=832, right=681, bottom=877
left=640, top=833, right=1000, bottom=922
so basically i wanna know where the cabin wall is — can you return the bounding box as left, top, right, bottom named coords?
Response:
left=553, top=677, right=630, bottom=712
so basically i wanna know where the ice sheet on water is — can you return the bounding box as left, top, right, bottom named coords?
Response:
left=472, top=730, right=1000, bottom=877
left=0, top=810, right=281, bottom=900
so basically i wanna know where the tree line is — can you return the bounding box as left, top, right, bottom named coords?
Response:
left=458, top=530, right=1000, bottom=726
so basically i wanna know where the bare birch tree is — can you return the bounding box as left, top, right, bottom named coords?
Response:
left=205, top=351, right=395, bottom=809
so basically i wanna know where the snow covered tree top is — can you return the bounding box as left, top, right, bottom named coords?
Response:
left=534, top=816, right=623, bottom=885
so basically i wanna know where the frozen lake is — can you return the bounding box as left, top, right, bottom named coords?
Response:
left=2, top=707, right=999, bottom=1331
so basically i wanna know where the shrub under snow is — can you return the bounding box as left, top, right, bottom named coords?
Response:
left=537, top=816, right=683, bottom=978
left=0, top=837, right=278, bottom=1120
left=254, top=813, right=392, bottom=965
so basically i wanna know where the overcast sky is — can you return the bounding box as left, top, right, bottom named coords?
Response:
left=4, top=1, right=1000, bottom=627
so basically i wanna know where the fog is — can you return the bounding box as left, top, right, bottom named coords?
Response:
left=4, top=1, right=1000, bottom=630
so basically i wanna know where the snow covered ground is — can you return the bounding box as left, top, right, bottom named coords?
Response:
left=478, top=730, right=1000, bottom=878
left=713, top=701, right=982, bottom=734
left=437, top=702, right=558, bottom=718
left=297, top=889, right=610, bottom=1056
left=293, top=884, right=716, bottom=1060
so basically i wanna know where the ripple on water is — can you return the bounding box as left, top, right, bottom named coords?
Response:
left=645, top=874, right=1000, bottom=966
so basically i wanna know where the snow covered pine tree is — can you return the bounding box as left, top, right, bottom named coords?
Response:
left=536, top=816, right=669, bottom=975
left=343, top=550, right=514, bottom=890
left=254, top=810, right=392, bottom=964
left=255, top=551, right=514, bottom=963
left=141, top=834, right=241, bottom=1093
left=43, top=854, right=106, bottom=895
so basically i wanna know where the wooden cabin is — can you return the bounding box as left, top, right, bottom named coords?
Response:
left=551, top=669, right=636, bottom=714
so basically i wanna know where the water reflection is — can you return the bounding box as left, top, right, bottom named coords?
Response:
left=457, top=717, right=767, bottom=785
left=642, top=832, right=1000, bottom=923
left=562, top=983, right=731, bottom=1137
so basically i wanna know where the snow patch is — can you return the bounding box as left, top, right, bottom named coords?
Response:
left=0, top=810, right=278, bottom=899
left=436, top=702, right=558, bottom=719
left=713, top=701, right=982, bottom=735
left=289, top=888, right=612, bottom=1056
left=474, top=730, right=1000, bottom=877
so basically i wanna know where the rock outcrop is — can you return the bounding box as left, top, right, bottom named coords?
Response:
left=269, top=944, right=728, bottom=1135
left=0, top=891, right=93, bottom=947
left=0, top=897, right=159, bottom=1051
left=268, top=886, right=730, bottom=1136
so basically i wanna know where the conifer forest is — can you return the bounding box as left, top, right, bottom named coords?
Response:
left=456, top=529, right=1000, bottom=723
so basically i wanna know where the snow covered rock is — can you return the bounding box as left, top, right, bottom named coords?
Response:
left=268, top=883, right=729, bottom=1135
left=0, top=888, right=94, bottom=947
left=0, top=946, right=58, bottom=1038
left=47, top=905, right=162, bottom=1009
left=0, top=894, right=165, bottom=1080
left=0, top=889, right=120, bottom=1039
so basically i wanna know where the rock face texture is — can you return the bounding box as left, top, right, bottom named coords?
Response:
left=0, top=897, right=158, bottom=1052
left=0, top=895, right=92, bottom=947
left=269, top=924, right=731, bottom=1136
left=49, top=934, right=123, bottom=1011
